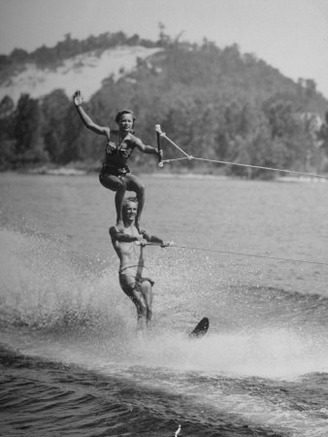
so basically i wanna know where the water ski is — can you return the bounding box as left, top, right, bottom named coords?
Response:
left=189, top=317, right=209, bottom=339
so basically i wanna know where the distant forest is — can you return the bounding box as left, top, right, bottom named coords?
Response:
left=1, top=28, right=328, bottom=178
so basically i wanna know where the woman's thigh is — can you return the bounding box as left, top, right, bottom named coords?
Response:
left=125, top=174, right=144, bottom=193
left=99, top=173, right=124, bottom=191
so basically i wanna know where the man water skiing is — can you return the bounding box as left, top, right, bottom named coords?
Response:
left=109, top=197, right=171, bottom=331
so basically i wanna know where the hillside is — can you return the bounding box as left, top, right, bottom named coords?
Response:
left=0, top=46, right=161, bottom=104
left=0, top=31, right=328, bottom=177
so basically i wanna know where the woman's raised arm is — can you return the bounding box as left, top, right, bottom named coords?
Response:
left=73, top=90, right=109, bottom=137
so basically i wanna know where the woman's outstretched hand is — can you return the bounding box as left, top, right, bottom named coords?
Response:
left=73, top=90, right=83, bottom=107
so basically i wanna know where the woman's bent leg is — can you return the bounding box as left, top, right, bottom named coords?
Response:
left=99, top=173, right=126, bottom=225
left=115, top=186, right=126, bottom=226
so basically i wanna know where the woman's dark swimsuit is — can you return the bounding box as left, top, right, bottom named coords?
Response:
left=99, top=131, right=140, bottom=189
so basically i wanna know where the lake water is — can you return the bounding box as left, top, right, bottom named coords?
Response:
left=1, top=172, right=328, bottom=436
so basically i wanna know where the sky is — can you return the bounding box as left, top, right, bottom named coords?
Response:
left=1, top=0, right=328, bottom=98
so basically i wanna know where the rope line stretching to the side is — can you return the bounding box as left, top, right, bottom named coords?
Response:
left=142, top=241, right=328, bottom=267
left=154, top=125, right=328, bottom=180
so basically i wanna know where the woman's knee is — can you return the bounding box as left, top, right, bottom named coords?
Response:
left=99, top=173, right=125, bottom=191
left=126, top=176, right=145, bottom=195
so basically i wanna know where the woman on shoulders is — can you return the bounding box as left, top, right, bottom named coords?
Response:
left=73, top=90, right=160, bottom=230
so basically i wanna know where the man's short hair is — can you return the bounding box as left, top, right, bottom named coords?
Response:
left=123, top=196, right=138, bottom=210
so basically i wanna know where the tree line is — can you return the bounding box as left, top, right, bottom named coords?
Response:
left=0, top=31, right=158, bottom=73
left=0, top=31, right=328, bottom=178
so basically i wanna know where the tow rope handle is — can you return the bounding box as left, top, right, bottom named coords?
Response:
left=135, top=240, right=175, bottom=247
left=155, top=124, right=164, bottom=168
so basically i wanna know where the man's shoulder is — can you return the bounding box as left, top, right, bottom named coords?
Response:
left=109, top=225, right=120, bottom=237
left=110, top=225, right=136, bottom=238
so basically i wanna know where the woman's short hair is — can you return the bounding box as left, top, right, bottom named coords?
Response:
left=115, top=110, right=136, bottom=125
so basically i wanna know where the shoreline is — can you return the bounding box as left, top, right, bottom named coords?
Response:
left=3, top=166, right=327, bottom=183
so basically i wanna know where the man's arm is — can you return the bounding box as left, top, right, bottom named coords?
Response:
left=142, top=230, right=164, bottom=245
left=141, top=230, right=174, bottom=247
left=73, top=91, right=110, bottom=138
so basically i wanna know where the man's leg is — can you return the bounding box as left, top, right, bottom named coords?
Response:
left=120, top=272, right=155, bottom=330
left=139, top=280, right=153, bottom=324
left=130, top=289, right=148, bottom=330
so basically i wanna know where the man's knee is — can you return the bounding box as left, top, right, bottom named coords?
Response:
left=140, top=280, right=152, bottom=294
